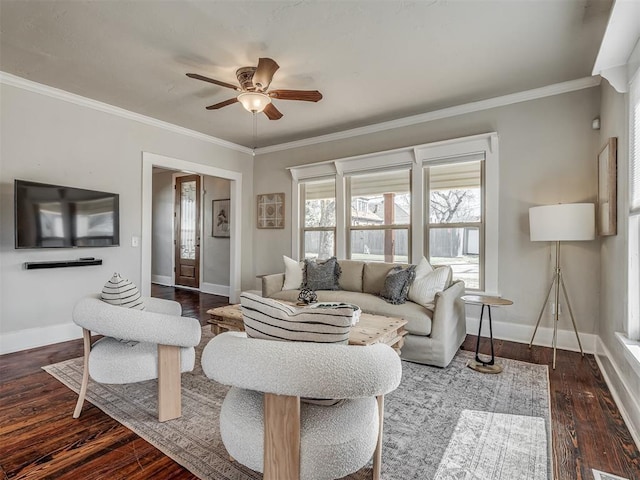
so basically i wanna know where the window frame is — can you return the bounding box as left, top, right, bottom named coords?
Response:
left=346, top=168, right=412, bottom=263
left=423, top=159, right=485, bottom=291
left=628, top=73, right=640, bottom=341
left=289, top=132, right=499, bottom=295
left=299, top=178, right=337, bottom=260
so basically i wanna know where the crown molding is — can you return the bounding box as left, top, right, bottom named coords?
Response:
left=0, top=71, right=253, bottom=155
left=1, top=71, right=600, bottom=157
left=255, top=76, right=601, bottom=155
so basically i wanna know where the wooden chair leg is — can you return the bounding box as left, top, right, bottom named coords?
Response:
left=264, top=393, right=300, bottom=480
left=158, top=344, right=182, bottom=422
left=73, top=328, right=92, bottom=419
left=373, top=395, right=385, bottom=480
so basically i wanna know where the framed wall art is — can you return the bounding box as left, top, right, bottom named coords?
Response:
left=212, top=199, right=230, bottom=237
left=257, top=192, right=285, bottom=229
left=597, top=137, right=617, bottom=236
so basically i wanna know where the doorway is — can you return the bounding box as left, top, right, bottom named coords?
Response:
left=142, top=152, right=243, bottom=303
left=174, top=174, right=201, bottom=288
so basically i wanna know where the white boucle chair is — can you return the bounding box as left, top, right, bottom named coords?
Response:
left=72, top=294, right=201, bottom=422
left=202, top=332, right=403, bottom=480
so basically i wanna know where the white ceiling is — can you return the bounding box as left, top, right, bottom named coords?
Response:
left=0, top=0, right=612, bottom=148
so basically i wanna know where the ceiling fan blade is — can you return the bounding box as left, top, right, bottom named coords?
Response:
left=269, top=89, right=323, bottom=102
left=186, top=73, right=239, bottom=91
left=263, top=103, right=283, bottom=120
left=205, top=97, right=239, bottom=110
left=253, top=58, right=279, bottom=91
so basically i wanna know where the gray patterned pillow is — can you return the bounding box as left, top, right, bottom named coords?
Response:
left=380, top=265, right=417, bottom=304
left=304, top=257, right=341, bottom=291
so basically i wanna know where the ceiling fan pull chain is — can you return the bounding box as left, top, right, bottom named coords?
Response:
left=252, top=112, right=258, bottom=153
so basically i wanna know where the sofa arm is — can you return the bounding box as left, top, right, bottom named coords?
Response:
left=431, top=280, right=466, bottom=341
left=261, top=273, right=285, bottom=298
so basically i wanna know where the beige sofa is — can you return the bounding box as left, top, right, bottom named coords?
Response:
left=261, top=260, right=467, bottom=368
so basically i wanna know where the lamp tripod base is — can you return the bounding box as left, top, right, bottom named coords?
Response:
left=529, top=241, right=584, bottom=369
left=467, top=360, right=503, bottom=374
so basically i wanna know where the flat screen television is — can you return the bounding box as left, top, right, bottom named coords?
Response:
left=15, top=180, right=120, bottom=248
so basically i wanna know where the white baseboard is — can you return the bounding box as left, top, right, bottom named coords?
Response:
left=594, top=337, right=640, bottom=451
left=200, top=282, right=230, bottom=297
left=0, top=323, right=82, bottom=355
left=465, top=316, right=598, bottom=354
left=151, top=275, right=172, bottom=286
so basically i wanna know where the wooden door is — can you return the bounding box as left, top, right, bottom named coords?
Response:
left=174, top=175, right=201, bottom=288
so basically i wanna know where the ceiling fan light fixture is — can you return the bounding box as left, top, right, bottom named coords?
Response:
left=237, top=92, right=271, bottom=113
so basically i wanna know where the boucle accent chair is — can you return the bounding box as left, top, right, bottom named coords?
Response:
left=202, top=331, right=403, bottom=480
left=72, top=294, right=201, bottom=422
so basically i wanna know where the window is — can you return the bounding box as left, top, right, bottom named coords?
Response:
left=347, top=169, right=410, bottom=263
left=424, top=159, right=483, bottom=290
left=629, top=75, right=640, bottom=341
left=290, top=133, right=498, bottom=293
left=301, top=178, right=336, bottom=260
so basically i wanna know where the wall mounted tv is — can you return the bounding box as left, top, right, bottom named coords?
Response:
left=15, top=180, right=120, bottom=248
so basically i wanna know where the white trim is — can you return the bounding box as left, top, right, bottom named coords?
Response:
left=151, top=275, right=172, bottom=286
left=142, top=152, right=243, bottom=304
left=595, top=337, right=640, bottom=451
left=0, top=323, right=81, bottom=355
left=257, top=77, right=599, bottom=154
left=289, top=133, right=499, bottom=283
left=592, top=0, right=640, bottom=93
left=615, top=332, right=640, bottom=379
left=418, top=133, right=499, bottom=294
left=200, top=282, right=230, bottom=297
left=465, top=314, right=598, bottom=354
left=0, top=71, right=252, bottom=154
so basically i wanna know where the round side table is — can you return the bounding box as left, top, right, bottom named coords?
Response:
left=462, top=294, right=513, bottom=374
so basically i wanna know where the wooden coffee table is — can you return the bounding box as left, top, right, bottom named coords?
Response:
left=207, top=303, right=408, bottom=353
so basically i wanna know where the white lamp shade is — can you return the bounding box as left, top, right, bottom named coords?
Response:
left=529, top=203, right=595, bottom=241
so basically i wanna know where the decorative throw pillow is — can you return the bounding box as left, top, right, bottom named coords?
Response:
left=101, top=273, right=145, bottom=310
left=380, top=265, right=417, bottom=304
left=303, top=257, right=341, bottom=291
left=240, top=292, right=353, bottom=344
left=408, top=265, right=452, bottom=308
left=282, top=255, right=304, bottom=290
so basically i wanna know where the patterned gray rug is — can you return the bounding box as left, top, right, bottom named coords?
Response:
left=44, top=327, right=551, bottom=480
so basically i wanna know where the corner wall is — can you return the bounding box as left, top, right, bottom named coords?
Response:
left=254, top=88, right=602, bottom=341
left=597, top=79, right=640, bottom=445
left=0, top=82, right=253, bottom=353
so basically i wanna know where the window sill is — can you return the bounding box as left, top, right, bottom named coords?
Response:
left=615, top=332, right=640, bottom=379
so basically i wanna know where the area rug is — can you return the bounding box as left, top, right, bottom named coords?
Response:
left=44, top=327, right=551, bottom=480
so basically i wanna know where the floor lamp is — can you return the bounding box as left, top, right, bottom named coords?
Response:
left=528, top=203, right=595, bottom=369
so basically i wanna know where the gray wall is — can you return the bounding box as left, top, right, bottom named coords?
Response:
left=254, top=87, right=602, bottom=334
left=0, top=83, right=253, bottom=336
left=203, top=175, right=231, bottom=287
left=597, top=79, right=640, bottom=434
left=151, top=170, right=174, bottom=280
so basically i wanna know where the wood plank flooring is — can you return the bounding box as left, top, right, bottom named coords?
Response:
left=1, top=286, right=638, bottom=480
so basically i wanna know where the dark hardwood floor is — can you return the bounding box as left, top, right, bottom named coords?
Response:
left=1, top=286, right=638, bottom=480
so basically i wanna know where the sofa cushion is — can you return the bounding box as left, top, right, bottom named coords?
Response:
left=269, top=289, right=433, bottom=336
left=362, top=262, right=400, bottom=294
left=337, top=260, right=365, bottom=292
left=380, top=265, right=416, bottom=305
left=304, top=257, right=341, bottom=291
left=282, top=255, right=303, bottom=290
left=240, top=292, right=353, bottom=343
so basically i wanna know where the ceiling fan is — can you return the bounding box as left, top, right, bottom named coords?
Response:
left=186, top=58, right=322, bottom=120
